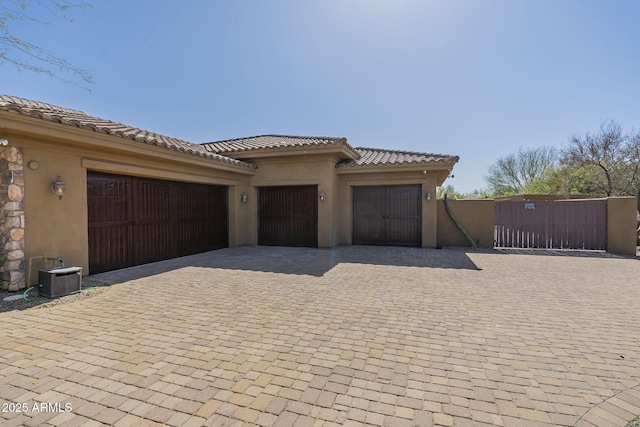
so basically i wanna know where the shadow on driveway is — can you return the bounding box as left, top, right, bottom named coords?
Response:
left=86, top=245, right=482, bottom=285
left=491, top=247, right=639, bottom=259
left=80, top=245, right=639, bottom=288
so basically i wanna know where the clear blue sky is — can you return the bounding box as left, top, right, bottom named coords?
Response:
left=3, top=0, right=640, bottom=193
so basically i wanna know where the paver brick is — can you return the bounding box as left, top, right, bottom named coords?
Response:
left=1, top=246, right=639, bottom=426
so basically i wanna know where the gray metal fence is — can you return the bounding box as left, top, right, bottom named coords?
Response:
left=494, top=199, right=607, bottom=250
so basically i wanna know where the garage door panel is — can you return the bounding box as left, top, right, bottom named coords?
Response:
left=261, top=219, right=287, bottom=246
left=259, top=185, right=317, bottom=247
left=289, top=218, right=317, bottom=247
left=174, top=222, right=200, bottom=255
left=133, top=178, right=171, bottom=223
left=387, top=186, right=421, bottom=217
left=88, top=226, right=130, bottom=273
left=353, top=185, right=421, bottom=247
left=132, top=223, right=173, bottom=265
left=202, top=218, right=229, bottom=251
left=353, top=218, right=385, bottom=245
left=353, top=187, right=384, bottom=217
left=87, top=173, right=130, bottom=224
left=88, top=172, right=228, bottom=274
left=386, top=218, right=421, bottom=247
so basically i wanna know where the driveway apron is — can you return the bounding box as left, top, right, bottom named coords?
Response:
left=0, top=246, right=639, bottom=426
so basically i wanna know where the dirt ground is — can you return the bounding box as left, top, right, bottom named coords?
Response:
left=0, top=282, right=110, bottom=314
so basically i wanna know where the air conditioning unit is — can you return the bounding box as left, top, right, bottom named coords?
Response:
left=38, top=267, right=82, bottom=298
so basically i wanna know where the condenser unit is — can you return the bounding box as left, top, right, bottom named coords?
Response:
left=38, top=267, right=82, bottom=298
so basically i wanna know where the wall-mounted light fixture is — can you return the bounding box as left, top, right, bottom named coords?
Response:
left=319, top=191, right=326, bottom=202
left=240, top=192, right=248, bottom=203
left=50, top=176, right=66, bottom=200
left=425, top=191, right=432, bottom=201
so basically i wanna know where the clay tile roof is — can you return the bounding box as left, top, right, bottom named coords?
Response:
left=0, top=94, right=256, bottom=169
left=337, top=147, right=459, bottom=167
left=203, top=134, right=358, bottom=156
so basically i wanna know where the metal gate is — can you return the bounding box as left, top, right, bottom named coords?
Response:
left=494, top=199, right=607, bottom=250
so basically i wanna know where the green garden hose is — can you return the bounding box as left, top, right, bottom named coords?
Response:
left=23, top=286, right=38, bottom=301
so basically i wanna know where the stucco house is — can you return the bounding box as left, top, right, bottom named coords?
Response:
left=0, top=94, right=458, bottom=290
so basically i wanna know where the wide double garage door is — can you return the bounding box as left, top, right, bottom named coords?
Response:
left=87, top=171, right=228, bottom=274
left=352, top=185, right=422, bottom=247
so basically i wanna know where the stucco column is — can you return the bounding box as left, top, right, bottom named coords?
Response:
left=422, top=179, right=437, bottom=248
left=606, top=196, right=637, bottom=256
left=317, top=163, right=334, bottom=248
left=230, top=184, right=254, bottom=246
left=227, top=186, right=239, bottom=247
left=247, top=185, right=258, bottom=246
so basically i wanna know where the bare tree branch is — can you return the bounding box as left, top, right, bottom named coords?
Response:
left=0, top=0, right=93, bottom=89
left=561, top=120, right=640, bottom=197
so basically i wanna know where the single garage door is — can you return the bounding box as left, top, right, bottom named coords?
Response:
left=258, top=185, right=318, bottom=247
left=87, top=171, right=228, bottom=274
left=352, top=185, right=422, bottom=247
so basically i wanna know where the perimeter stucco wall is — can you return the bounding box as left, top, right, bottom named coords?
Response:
left=607, top=196, right=637, bottom=256
left=436, top=199, right=495, bottom=248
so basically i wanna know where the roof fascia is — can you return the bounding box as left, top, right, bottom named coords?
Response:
left=336, top=161, right=457, bottom=174
left=337, top=162, right=456, bottom=186
left=218, top=144, right=360, bottom=160
left=0, top=111, right=256, bottom=175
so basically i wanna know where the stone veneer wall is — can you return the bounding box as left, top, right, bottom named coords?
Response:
left=0, top=145, right=25, bottom=291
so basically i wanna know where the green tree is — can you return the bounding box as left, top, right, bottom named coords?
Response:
left=437, top=185, right=491, bottom=199
left=484, top=146, right=558, bottom=196
left=561, top=120, right=640, bottom=197
left=0, top=0, right=93, bottom=87
left=436, top=185, right=463, bottom=199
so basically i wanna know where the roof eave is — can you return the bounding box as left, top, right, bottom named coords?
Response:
left=336, top=160, right=457, bottom=172
left=336, top=161, right=457, bottom=186
left=0, top=111, right=257, bottom=174
left=216, top=144, right=360, bottom=160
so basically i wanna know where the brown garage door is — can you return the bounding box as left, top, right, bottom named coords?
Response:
left=353, top=185, right=422, bottom=247
left=87, top=171, right=228, bottom=274
left=258, top=185, right=318, bottom=247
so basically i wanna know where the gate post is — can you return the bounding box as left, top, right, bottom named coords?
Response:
left=607, top=197, right=637, bottom=256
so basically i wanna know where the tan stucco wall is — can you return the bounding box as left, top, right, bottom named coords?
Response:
left=437, top=199, right=495, bottom=248
left=422, top=179, right=437, bottom=248
left=607, top=196, right=637, bottom=256
left=23, top=148, right=89, bottom=283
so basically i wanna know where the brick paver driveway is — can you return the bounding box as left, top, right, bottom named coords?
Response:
left=1, top=246, right=639, bottom=427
